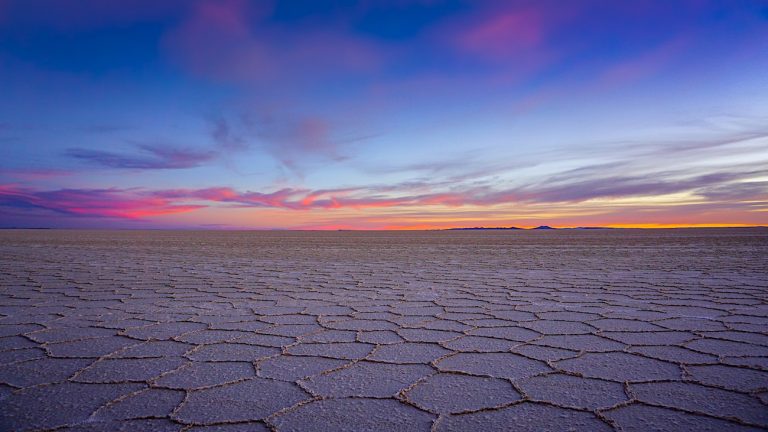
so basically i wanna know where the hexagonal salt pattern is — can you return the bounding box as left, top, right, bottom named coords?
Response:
left=0, top=228, right=767, bottom=431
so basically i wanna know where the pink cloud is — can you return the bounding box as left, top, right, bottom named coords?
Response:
left=599, top=36, right=690, bottom=87
left=0, top=185, right=203, bottom=219
left=425, top=2, right=577, bottom=86
left=456, top=8, right=544, bottom=60
left=155, top=187, right=304, bottom=209
left=163, top=0, right=274, bottom=82
left=163, top=0, right=381, bottom=85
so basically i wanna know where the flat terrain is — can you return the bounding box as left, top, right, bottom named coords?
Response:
left=0, top=229, right=767, bottom=431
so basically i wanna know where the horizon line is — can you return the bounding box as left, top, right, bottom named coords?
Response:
left=1, top=224, right=766, bottom=232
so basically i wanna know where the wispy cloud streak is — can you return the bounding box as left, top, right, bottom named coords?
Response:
left=0, top=185, right=203, bottom=219
left=2, top=165, right=765, bottom=222
left=66, top=145, right=216, bottom=170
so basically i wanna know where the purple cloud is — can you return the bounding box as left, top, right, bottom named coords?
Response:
left=211, top=117, right=248, bottom=152
left=227, top=110, right=358, bottom=170
left=0, top=185, right=203, bottom=219
left=162, top=0, right=381, bottom=85
left=699, top=181, right=768, bottom=202
left=66, top=145, right=215, bottom=170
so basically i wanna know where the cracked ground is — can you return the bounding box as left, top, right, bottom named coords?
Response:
left=0, top=229, right=767, bottom=432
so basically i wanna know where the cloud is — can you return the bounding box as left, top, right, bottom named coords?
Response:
left=510, top=173, right=732, bottom=204
left=699, top=181, right=768, bottom=202
left=455, top=8, right=545, bottom=60
left=598, top=36, right=689, bottom=87
left=216, top=110, right=362, bottom=170
left=0, top=168, right=72, bottom=180
left=210, top=117, right=248, bottom=152
left=4, top=165, right=764, bottom=224
left=643, top=129, right=768, bottom=156
left=154, top=187, right=306, bottom=209
left=251, top=115, right=344, bottom=168
left=160, top=0, right=382, bottom=171
left=66, top=145, right=215, bottom=170
left=67, top=112, right=359, bottom=173
left=0, top=185, right=203, bottom=219
left=6, top=122, right=768, bottom=229
left=163, top=0, right=381, bottom=85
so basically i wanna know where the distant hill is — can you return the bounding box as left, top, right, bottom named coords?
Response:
left=446, top=225, right=615, bottom=231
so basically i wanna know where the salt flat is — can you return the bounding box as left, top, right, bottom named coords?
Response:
left=0, top=228, right=766, bottom=431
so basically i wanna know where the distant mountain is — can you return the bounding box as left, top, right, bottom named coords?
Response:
left=532, top=225, right=556, bottom=230
left=447, top=227, right=523, bottom=230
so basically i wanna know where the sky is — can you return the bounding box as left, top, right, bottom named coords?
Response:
left=1, top=0, right=767, bottom=229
